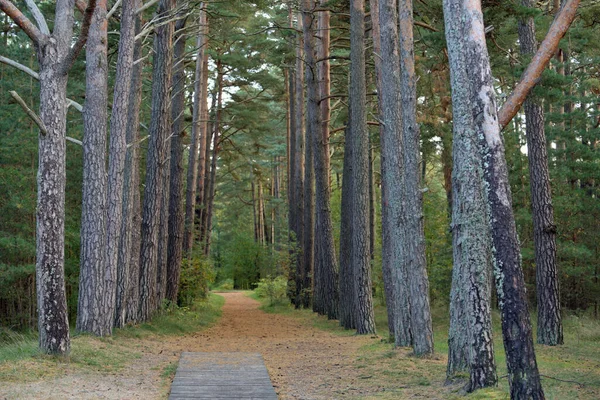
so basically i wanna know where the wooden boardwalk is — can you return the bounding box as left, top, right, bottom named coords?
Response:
left=168, top=352, right=278, bottom=400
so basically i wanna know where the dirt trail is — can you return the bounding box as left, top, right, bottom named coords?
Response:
left=1, top=292, right=379, bottom=399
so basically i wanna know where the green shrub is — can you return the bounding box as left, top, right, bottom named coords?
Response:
left=254, top=276, right=288, bottom=306
left=178, top=255, right=216, bottom=307
left=214, top=279, right=234, bottom=291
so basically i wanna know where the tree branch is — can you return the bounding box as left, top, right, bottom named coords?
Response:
left=66, top=136, right=83, bottom=146
left=0, top=55, right=39, bottom=79
left=415, top=20, right=438, bottom=32
left=0, top=55, right=83, bottom=111
left=497, top=0, right=580, bottom=130
left=10, top=90, right=47, bottom=136
left=25, top=0, right=49, bottom=35
left=137, top=0, right=159, bottom=14
left=107, top=0, right=121, bottom=20
left=61, top=0, right=98, bottom=75
left=0, top=0, right=46, bottom=45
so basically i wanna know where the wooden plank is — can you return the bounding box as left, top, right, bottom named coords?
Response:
left=168, top=352, right=278, bottom=400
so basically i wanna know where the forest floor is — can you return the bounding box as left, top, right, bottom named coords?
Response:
left=1, top=292, right=599, bottom=399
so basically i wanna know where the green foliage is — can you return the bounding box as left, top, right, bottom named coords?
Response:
left=212, top=279, right=234, bottom=291
left=178, top=255, right=216, bottom=307
left=254, top=276, right=288, bottom=306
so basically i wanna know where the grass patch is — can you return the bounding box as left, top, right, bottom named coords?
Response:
left=0, top=294, right=224, bottom=385
left=252, top=290, right=600, bottom=399
left=247, top=291, right=357, bottom=336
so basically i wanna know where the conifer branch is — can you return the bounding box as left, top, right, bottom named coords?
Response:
left=9, top=90, right=48, bottom=136
left=61, top=0, right=98, bottom=75
left=0, top=0, right=47, bottom=45
left=24, top=0, right=50, bottom=35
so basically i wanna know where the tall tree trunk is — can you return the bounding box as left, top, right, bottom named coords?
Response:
left=293, top=13, right=306, bottom=308
left=518, top=0, right=563, bottom=346
left=369, top=0, right=395, bottom=339
left=139, top=0, right=176, bottom=321
left=339, top=121, right=356, bottom=330
left=157, top=141, right=171, bottom=306
left=350, top=0, right=376, bottom=335
left=377, top=0, right=411, bottom=345
left=124, top=15, right=144, bottom=324
left=183, top=5, right=208, bottom=255
left=314, top=0, right=339, bottom=319
left=398, top=0, right=434, bottom=356
left=300, top=0, right=315, bottom=310
left=77, top=0, right=109, bottom=336
left=203, top=62, right=224, bottom=256
left=443, top=0, right=497, bottom=390
left=33, top=0, right=82, bottom=354
left=112, top=0, right=138, bottom=328
left=285, top=4, right=298, bottom=302
left=198, top=93, right=215, bottom=248
left=166, top=17, right=188, bottom=304
left=446, top=0, right=545, bottom=396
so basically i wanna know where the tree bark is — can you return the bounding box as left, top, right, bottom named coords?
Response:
left=203, top=62, right=224, bottom=257
left=293, top=13, right=306, bottom=308
left=339, top=120, right=356, bottom=330
left=315, top=0, right=338, bottom=319
left=443, top=0, right=497, bottom=389
left=109, top=0, right=137, bottom=330
left=369, top=0, right=396, bottom=339
left=302, top=0, right=338, bottom=317
left=124, top=12, right=144, bottom=324
left=77, top=0, right=109, bottom=336
left=183, top=5, right=208, bottom=255
left=300, top=0, right=315, bottom=310
left=455, top=0, right=545, bottom=396
left=165, top=16, right=187, bottom=304
left=377, top=0, right=411, bottom=345
left=350, top=0, right=376, bottom=335
left=139, top=0, right=176, bottom=321
left=398, top=0, right=434, bottom=356
left=518, top=0, right=563, bottom=347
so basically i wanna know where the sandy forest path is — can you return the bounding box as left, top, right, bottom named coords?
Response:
left=1, top=292, right=379, bottom=399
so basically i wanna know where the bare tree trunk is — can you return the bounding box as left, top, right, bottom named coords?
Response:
left=198, top=93, right=215, bottom=248
left=139, top=0, right=176, bottom=321
left=112, top=0, right=138, bottom=328
left=443, top=0, right=497, bottom=390
left=77, top=0, right=109, bottom=336
left=124, top=15, right=144, bottom=324
left=398, top=0, right=434, bottom=356
left=183, top=5, right=208, bottom=255
left=446, top=0, right=545, bottom=396
left=204, top=62, right=224, bottom=256
left=314, top=0, right=339, bottom=319
left=369, top=0, right=395, bottom=339
left=377, top=0, right=411, bottom=345
left=166, top=17, right=188, bottom=304
left=0, top=0, right=97, bottom=354
left=518, top=0, right=563, bottom=347
left=293, top=13, right=306, bottom=308
left=300, top=0, right=315, bottom=310
left=339, top=121, right=356, bottom=330
left=350, top=0, right=375, bottom=335
left=157, top=144, right=171, bottom=306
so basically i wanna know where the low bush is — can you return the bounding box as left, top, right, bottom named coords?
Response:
left=178, top=255, right=216, bottom=307
left=254, top=275, right=288, bottom=306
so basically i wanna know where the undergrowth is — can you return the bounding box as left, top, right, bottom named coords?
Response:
left=0, top=294, right=224, bottom=384
left=250, top=291, right=600, bottom=400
